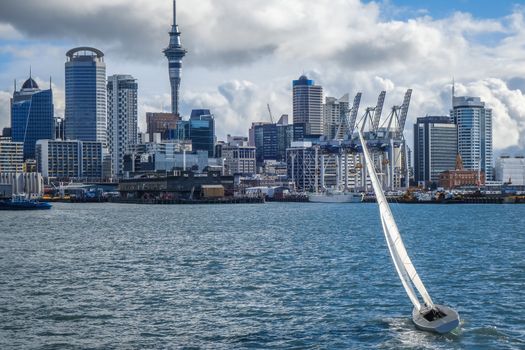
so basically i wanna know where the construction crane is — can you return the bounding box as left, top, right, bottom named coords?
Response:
left=347, top=92, right=362, bottom=137
left=372, top=91, right=386, bottom=132
left=397, top=89, right=413, bottom=135
left=267, top=104, right=274, bottom=124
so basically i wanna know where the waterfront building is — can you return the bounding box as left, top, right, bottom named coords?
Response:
left=413, top=116, right=457, bottom=187
left=324, top=94, right=350, bottom=140
left=495, top=156, right=525, bottom=186
left=146, top=112, right=180, bottom=141
left=452, top=96, right=493, bottom=180
left=0, top=172, right=44, bottom=196
left=251, top=115, right=293, bottom=165
left=65, top=47, right=107, bottom=144
left=119, top=171, right=234, bottom=201
left=107, top=75, right=138, bottom=177
left=11, top=76, right=54, bottom=160
left=164, top=0, right=187, bottom=116
left=0, top=140, right=23, bottom=173
left=293, top=75, right=323, bottom=137
left=439, top=153, right=484, bottom=189
left=175, top=109, right=215, bottom=157
left=36, top=140, right=103, bottom=180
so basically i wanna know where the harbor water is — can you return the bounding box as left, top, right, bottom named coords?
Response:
left=0, top=203, right=524, bottom=349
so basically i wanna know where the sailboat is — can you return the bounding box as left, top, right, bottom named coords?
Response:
left=358, top=130, right=460, bottom=334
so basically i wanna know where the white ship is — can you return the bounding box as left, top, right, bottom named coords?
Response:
left=308, top=190, right=363, bottom=203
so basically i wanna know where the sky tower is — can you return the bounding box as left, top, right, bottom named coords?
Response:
left=163, top=0, right=187, bottom=116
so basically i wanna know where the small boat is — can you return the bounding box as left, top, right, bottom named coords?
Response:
left=358, top=130, right=460, bottom=334
left=0, top=195, right=52, bottom=211
left=308, top=190, right=363, bottom=203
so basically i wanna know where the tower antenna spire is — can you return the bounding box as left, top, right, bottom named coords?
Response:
left=452, top=77, right=455, bottom=108
left=164, top=0, right=187, bottom=116
left=29, top=65, right=32, bottom=79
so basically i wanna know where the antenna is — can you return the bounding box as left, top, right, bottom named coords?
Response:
left=14, top=79, right=17, bottom=92
left=452, top=77, right=455, bottom=108
left=29, top=65, right=32, bottom=78
left=49, top=76, right=52, bottom=89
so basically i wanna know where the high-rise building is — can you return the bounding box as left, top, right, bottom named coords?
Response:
left=252, top=115, right=293, bottom=164
left=146, top=112, right=180, bottom=140
left=36, top=139, right=103, bottom=180
left=413, top=116, right=458, bottom=186
left=10, top=76, right=54, bottom=160
left=452, top=96, right=493, bottom=180
left=0, top=140, right=23, bottom=173
left=495, top=156, right=525, bottom=186
left=164, top=0, right=187, bottom=116
left=324, top=94, right=350, bottom=140
left=65, top=47, right=107, bottom=144
left=107, top=75, right=138, bottom=176
left=176, top=109, right=215, bottom=157
left=293, top=75, right=323, bottom=137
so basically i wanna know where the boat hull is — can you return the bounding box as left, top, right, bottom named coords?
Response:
left=412, top=304, right=460, bottom=334
left=308, top=193, right=362, bottom=203
left=0, top=201, right=52, bottom=210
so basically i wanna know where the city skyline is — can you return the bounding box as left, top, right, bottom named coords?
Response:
left=1, top=0, right=525, bottom=156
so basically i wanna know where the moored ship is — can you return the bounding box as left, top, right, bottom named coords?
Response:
left=0, top=195, right=52, bottom=210
left=308, top=190, right=363, bottom=203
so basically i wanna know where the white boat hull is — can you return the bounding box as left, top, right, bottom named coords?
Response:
left=308, top=193, right=363, bottom=203
left=412, top=304, right=460, bottom=334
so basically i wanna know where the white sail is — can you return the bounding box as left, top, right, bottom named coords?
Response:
left=358, top=130, right=434, bottom=311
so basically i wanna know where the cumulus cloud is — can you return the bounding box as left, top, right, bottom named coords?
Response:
left=1, top=0, right=525, bottom=155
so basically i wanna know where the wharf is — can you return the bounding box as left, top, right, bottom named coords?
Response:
left=115, top=197, right=265, bottom=205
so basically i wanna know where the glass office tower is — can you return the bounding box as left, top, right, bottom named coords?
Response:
left=11, top=77, right=54, bottom=160
left=65, top=47, right=107, bottom=145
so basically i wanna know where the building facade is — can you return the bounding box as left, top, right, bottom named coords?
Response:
left=11, top=77, right=54, bottom=160
left=0, top=172, right=44, bottom=196
left=324, top=94, right=350, bottom=140
left=176, top=109, right=215, bottom=157
left=36, top=140, right=103, bottom=180
left=222, top=145, right=256, bottom=176
left=252, top=116, right=294, bottom=165
left=452, top=96, right=493, bottom=180
left=413, top=116, right=457, bottom=186
left=439, top=154, right=484, bottom=189
left=107, top=75, right=138, bottom=177
left=495, top=156, right=525, bottom=186
left=0, top=140, right=24, bottom=173
left=65, top=47, right=107, bottom=144
left=146, top=112, right=180, bottom=141
left=293, top=75, right=323, bottom=137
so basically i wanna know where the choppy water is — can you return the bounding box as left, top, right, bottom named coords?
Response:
left=0, top=202, right=524, bottom=349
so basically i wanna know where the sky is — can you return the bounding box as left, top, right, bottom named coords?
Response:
left=1, top=0, right=525, bottom=156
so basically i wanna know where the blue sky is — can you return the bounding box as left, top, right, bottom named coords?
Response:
left=369, top=0, right=522, bottom=19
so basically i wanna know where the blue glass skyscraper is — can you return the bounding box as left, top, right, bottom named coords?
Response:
left=176, top=109, right=215, bottom=157
left=11, top=76, right=54, bottom=160
left=65, top=47, right=107, bottom=144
